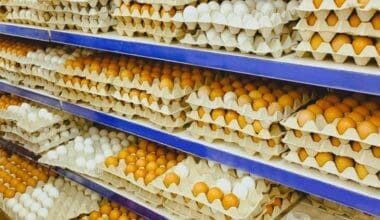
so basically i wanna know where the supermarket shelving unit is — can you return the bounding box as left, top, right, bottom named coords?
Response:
left=0, top=22, right=380, bottom=217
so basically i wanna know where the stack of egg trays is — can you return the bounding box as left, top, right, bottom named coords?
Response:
left=294, top=0, right=380, bottom=66
left=186, top=81, right=313, bottom=160
left=177, top=0, right=300, bottom=57
left=281, top=98, right=380, bottom=188
left=4, top=0, right=115, bottom=34
left=112, top=1, right=188, bottom=43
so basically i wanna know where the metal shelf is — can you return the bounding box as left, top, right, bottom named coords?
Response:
left=0, top=81, right=379, bottom=216
left=0, top=22, right=380, bottom=95
left=0, top=138, right=171, bottom=220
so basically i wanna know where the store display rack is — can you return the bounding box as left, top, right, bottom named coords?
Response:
left=1, top=22, right=380, bottom=96
left=0, top=80, right=379, bottom=217
left=0, top=138, right=171, bottom=220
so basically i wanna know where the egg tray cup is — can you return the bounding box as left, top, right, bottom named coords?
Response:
left=283, top=150, right=380, bottom=188
left=0, top=49, right=37, bottom=65
left=112, top=88, right=190, bottom=116
left=114, top=21, right=185, bottom=43
left=295, top=16, right=380, bottom=39
left=114, top=0, right=197, bottom=11
left=0, top=68, right=24, bottom=83
left=163, top=198, right=215, bottom=220
left=282, top=130, right=380, bottom=170
left=112, top=100, right=191, bottom=130
left=57, top=65, right=114, bottom=84
left=294, top=40, right=380, bottom=67
left=187, top=88, right=313, bottom=123
left=20, top=64, right=58, bottom=83
left=0, top=120, right=79, bottom=144
left=281, top=113, right=380, bottom=147
left=297, top=0, right=380, bottom=15
left=57, top=76, right=111, bottom=97
left=51, top=0, right=111, bottom=8
left=60, top=88, right=87, bottom=102
left=0, top=58, right=19, bottom=73
left=47, top=15, right=116, bottom=34
left=187, top=108, right=284, bottom=139
left=187, top=122, right=285, bottom=160
left=20, top=76, right=63, bottom=97
left=5, top=9, right=51, bottom=27
left=172, top=4, right=298, bottom=36
left=151, top=157, right=271, bottom=219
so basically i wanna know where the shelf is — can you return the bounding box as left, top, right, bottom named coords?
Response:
left=0, top=81, right=379, bottom=216
left=0, top=22, right=379, bottom=95
left=0, top=138, right=171, bottom=220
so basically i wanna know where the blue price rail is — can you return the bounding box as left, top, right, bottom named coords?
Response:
left=0, top=81, right=379, bottom=216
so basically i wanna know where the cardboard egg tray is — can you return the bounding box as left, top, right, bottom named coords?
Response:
left=57, top=76, right=111, bottom=97
left=3, top=177, right=99, bottom=220
left=112, top=88, right=189, bottom=116
left=115, top=21, right=185, bottom=43
left=47, top=15, right=115, bottom=34
left=187, top=108, right=284, bottom=139
left=49, top=0, right=111, bottom=8
left=281, top=113, right=380, bottom=147
left=294, top=35, right=380, bottom=66
left=60, top=88, right=86, bottom=102
left=151, top=156, right=272, bottom=219
left=297, top=0, right=380, bottom=15
left=5, top=9, right=51, bottom=27
left=295, top=16, right=380, bottom=38
left=172, top=2, right=298, bottom=35
left=20, top=75, right=62, bottom=96
left=82, top=94, right=115, bottom=112
left=283, top=150, right=380, bottom=188
left=187, top=89, right=312, bottom=123
left=20, top=64, right=58, bottom=83
left=283, top=130, right=380, bottom=170
left=0, top=68, right=24, bottom=83
left=0, top=120, right=79, bottom=144
left=188, top=121, right=286, bottom=160
left=181, top=30, right=298, bottom=57
left=0, top=58, right=19, bottom=73
left=112, top=100, right=191, bottom=130
left=163, top=199, right=214, bottom=220
left=113, top=0, right=196, bottom=11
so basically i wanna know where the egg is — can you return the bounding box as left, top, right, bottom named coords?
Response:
left=357, top=121, right=377, bottom=139
left=37, top=207, right=48, bottom=218
left=326, top=11, right=338, bottom=26
left=206, top=187, right=224, bottom=203
left=315, top=152, right=334, bottom=167
left=75, top=157, right=86, bottom=167
left=355, top=163, right=369, bottom=180
left=163, top=172, right=180, bottom=188
left=56, top=146, right=67, bottom=155
left=74, top=142, right=84, bottom=152
left=183, top=6, right=198, bottom=21
left=241, top=176, right=255, bottom=188
left=222, top=193, right=240, bottom=210
left=233, top=1, right=249, bottom=15
left=5, top=198, right=17, bottom=208
left=174, top=164, right=189, bottom=178
left=220, top=1, right=233, bottom=14
left=298, top=148, right=309, bottom=162
left=310, top=33, right=323, bottom=50
left=324, top=107, right=343, bottom=123
left=352, top=36, right=373, bottom=55
left=74, top=136, right=84, bottom=143
left=31, top=202, right=42, bottom=212
left=192, top=181, right=209, bottom=196
left=25, top=213, right=37, bottom=220
left=232, top=183, right=248, bottom=200
left=331, top=34, right=351, bottom=52
left=47, top=151, right=58, bottom=160
left=297, top=109, right=316, bottom=127
left=335, top=156, right=354, bottom=173
left=42, top=197, right=54, bottom=208
left=348, top=12, right=361, bottom=27
left=84, top=145, right=95, bottom=155
left=215, top=178, right=232, bottom=194
left=336, top=117, right=356, bottom=135
left=86, top=160, right=97, bottom=171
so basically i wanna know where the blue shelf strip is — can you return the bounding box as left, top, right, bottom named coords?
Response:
left=0, top=23, right=50, bottom=41
left=0, top=137, right=167, bottom=219
left=0, top=82, right=379, bottom=216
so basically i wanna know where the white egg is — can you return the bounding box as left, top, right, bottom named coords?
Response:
left=43, top=183, right=53, bottom=192
left=74, top=136, right=84, bottom=143
left=183, top=6, right=198, bottom=21
left=56, top=146, right=67, bottom=155
left=37, top=207, right=48, bottom=218
left=220, top=1, right=233, bottom=15
left=103, top=149, right=113, bottom=157
left=117, top=132, right=126, bottom=139
left=20, top=194, right=30, bottom=204
left=99, top=129, right=108, bottom=136
left=27, top=112, right=37, bottom=122
left=95, top=154, right=105, bottom=163
left=86, top=159, right=96, bottom=171
left=206, top=28, right=219, bottom=41
left=237, top=31, right=250, bottom=45
left=32, top=188, right=43, bottom=199
left=112, top=144, right=122, bottom=153
left=101, top=143, right=111, bottom=151
left=70, top=127, right=79, bottom=134
left=75, top=157, right=86, bottom=167
left=127, top=135, right=137, bottom=143
left=241, top=176, right=255, bottom=188
left=120, top=139, right=130, bottom=147
left=25, top=213, right=37, bottom=220
left=232, top=183, right=249, bottom=199
left=38, top=108, right=49, bottom=118
left=233, top=1, right=249, bottom=15
left=12, top=203, right=23, bottom=213
left=211, top=11, right=226, bottom=24
left=54, top=178, right=64, bottom=188
left=108, top=131, right=117, bottom=138
left=20, top=103, right=31, bottom=110
left=174, top=164, right=189, bottom=178
left=24, top=198, right=33, bottom=208
left=84, top=138, right=93, bottom=146
left=197, top=3, right=210, bottom=14
left=223, top=91, right=237, bottom=103
left=47, top=188, right=59, bottom=198
left=19, top=208, right=29, bottom=218
left=110, top=138, right=120, bottom=145
left=47, top=151, right=58, bottom=160
left=61, top=131, right=70, bottom=138
left=208, top=1, right=220, bottom=11
left=44, top=113, right=54, bottom=121
left=91, top=134, right=100, bottom=141
left=37, top=193, right=49, bottom=203
left=30, top=203, right=41, bottom=212
left=215, top=178, right=232, bottom=194
left=42, top=198, right=54, bottom=208
left=74, top=142, right=84, bottom=152
left=100, top=136, right=110, bottom=144
left=6, top=198, right=17, bottom=208
left=84, top=145, right=95, bottom=155
left=260, top=2, right=275, bottom=15
left=274, top=0, right=286, bottom=11
left=88, top=127, right=99, bottom=135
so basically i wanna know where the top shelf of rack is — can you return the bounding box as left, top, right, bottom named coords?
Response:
left=1, top=22, right=380, bottom=96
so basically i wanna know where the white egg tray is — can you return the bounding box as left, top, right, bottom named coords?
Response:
left=283, top=131, right=380, bottom=170
left=187, top=88, right=312, bottom=123
left=82, top=94, right=115, bottom=111
left=0, top=120, right=78, bottom=143
left=5, top=9, right=50, bottom=27
left=113, top=0, right=195, bottom=10
left=115, top=21, right=185, bottom=43
left=187, top=122, right=285, bottom=160
left=49, top=0, right=111, bottom=8
left=112, top=88, right=189, bottom=116
left=47, top=15, right=115, bottom=34
left=187, top=108, right=283, bottom=139
left=151, top=156, right=270, bottom=219
left=60, top=88, right=86, bottom=102
left=281, top=113, right=380, bottom=147
left=297, top=0, right=380, bottom=14
left=0, top=68, right=24, bottom=83
left=295, top=17, right=380, bottom=38
left=3, top=177, right=99, bottom=220
left=57, top=77, right=110, bottom=97
left=295, top=39, right=380, bottom=67
left=20, top=64, right=57, bottom=83
left=172, top=0, right=299, bottom=35
left=164, top=198, right=214, bottom=220
left=0, top=58, right=19, bottom=73
left=257, top=191, right=301, bottom=220
left=181, top=30, right=298, bottom=57
left=283, top=150, right=380, bottom=188
left=112, top=100, right=191, bottom=130
left=20, top=76, right=62, bottom=96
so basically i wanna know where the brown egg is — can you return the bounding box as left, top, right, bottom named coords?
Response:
left=211, top=109, right=225, bottom=121
left=307, top=104, right=323, bottom=115
left=331, top=34, right=351, bottom=52
left=358, top=0, right=369, bottom=7
left=342, top=97, right=359, bottom=108
left=316, top=99, right=333, bottom=110
left=166, top=160, right=177, bottom=169
left=105, top=156, right=119, bottom=168
left=253, top=121, right=263, bottom=134
left=273, top=198, right=283, bottom=207
left=237, top=115, right=247, bottom=129
left=237, top=94, right=252, bottom=106
left=330, top=137, right=341, bottom=147
left=315, top=152, right=334, bottom=167
left=347, top=112, right=364, bottom=122
left=357, top=121, right=377, bottom=139
left=336, top=117, right=356, bottom=135
left=310, top=33, right=323, bottom=50
left=252, top=98, right=268, bottom=111
left=372, top=146, right=380, bottom=158
left=206, top=187, right=224, bottom=203
left=352, top=36, right=373, bottom=55
left=225, top=111, right=238, bottom=125
left=351, top=142, right=362, bottom=152
left=324, top=107, right=343, bottom=123
left=326, top=11, right=338, bottom=26
left=349, top=12, right=361, bottom=27
left=155, top=166, right=166, bottom=176
left=362, top=101, right=379, bottom=111
left=353, top=105, right=370, bottom=116
left=293, top=130, right=303, bottom=138
left=355, top=163, right=369, bottom=180
left=369, top=116, right=380, bottom=127
left=262, top=93, right=276, bottom=103
left=376, top=40, right=380, bottom=55
left=335, top=103, right=351, bottom=113
left=163, top=172, right=180, bottom=188
left=297, top=109, right=316, bottom=127
left=222, top=194, right=240, bottom=210
left=265, top=204, right=274, bottom=216
left=210, top=88, right=224, bottom=101
left=334, top=0, right=346, bottom=7
left=278, top=94, right=294, bottom=108
left=144, top=171, right=156, bottom=185
left=268, top=102, right=284, bottom=115
left=192, top=181, right=209, bottom=197
left=371, top=14, right=380, bottom=30
left=249, top=90, right=262, bottom=99
left=335, top=156, right=354, bottom=173
left=307, top=13, right=317, bottom=26
left=134, top=168, right=147, bottom=180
